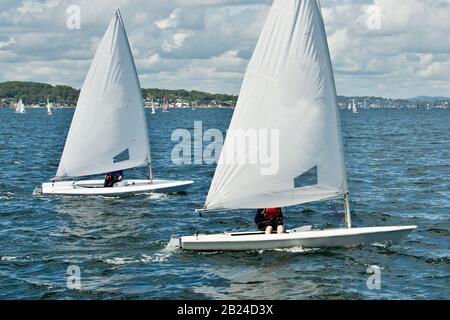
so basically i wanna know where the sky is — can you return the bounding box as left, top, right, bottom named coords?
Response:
left=0, top=0, right=450, bottom=99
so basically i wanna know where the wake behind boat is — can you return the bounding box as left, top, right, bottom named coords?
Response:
left=170, top=0, right=416, bottom=251
left=37, top=9, right=193, bottom=197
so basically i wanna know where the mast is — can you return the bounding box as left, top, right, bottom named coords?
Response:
left=319, top=0, right=352, bottom=228
left=344, top=192, right=352, bottom=228
left=147, top=162, right=153, bottom=181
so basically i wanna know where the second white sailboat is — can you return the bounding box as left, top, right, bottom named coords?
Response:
left=39, top=10, right=193, bottom=196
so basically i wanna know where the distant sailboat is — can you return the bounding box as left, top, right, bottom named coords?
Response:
left=162, top=96, right=168, bottom=112
left=151, top=99, right=156, bottom=114
left=15, top=99, right=26, bottom=114
left=46, top=99, right=53, bottom=115
left=38, top=9, right=193, bottom=196
left=352, top=99, right=358, bottom=113
left=170, top=0, right=415, bottom=251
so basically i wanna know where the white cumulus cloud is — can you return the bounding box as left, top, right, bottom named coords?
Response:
left=0, top=0, right=449, bottom=98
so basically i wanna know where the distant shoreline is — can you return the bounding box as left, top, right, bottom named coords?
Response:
left=0, top=81, right=237, bottom=109
left=0, top=81, right=449, bottom=110
left=0, top=105, right=235, bottom=110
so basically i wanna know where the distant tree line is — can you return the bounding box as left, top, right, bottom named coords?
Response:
left=141, top=88, right=238, bottom=104
left=3, top=81, right=446, bottom=109
left=0, top=81, right=80, bottom=105
left=0, top=81, right=238, bottom=106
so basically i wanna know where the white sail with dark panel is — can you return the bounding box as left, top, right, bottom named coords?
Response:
left=204, top=0, right=347, bottom=211
left=56, top=10, right=151, bottom=179
left=39, top=9, right=193, bottom=196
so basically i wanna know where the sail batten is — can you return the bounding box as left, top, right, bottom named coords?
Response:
left=55, top=10, right=151, bottom=179
left=204, top=0, right=347, bottom=211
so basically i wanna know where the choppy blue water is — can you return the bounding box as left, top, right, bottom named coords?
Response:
left=0, top=108, right=448, bottom=300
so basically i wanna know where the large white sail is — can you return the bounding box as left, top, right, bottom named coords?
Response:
left=204, top=0, right=348, bottom=211
left=56, top=9, right=151, bottom=179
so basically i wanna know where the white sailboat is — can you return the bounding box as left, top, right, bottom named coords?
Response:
left=15, top=99, right=26, bottom=114
left=352, top=99, right=358, bottom=113
left=170, top=0, right=415, bottom=251
left=162, top=96, right=169, bottom=112
left=151, top=99, right=156, bottom=114
left=39, top=10, right=193, bottom=196
left=46, top=99, right=53, bottom=115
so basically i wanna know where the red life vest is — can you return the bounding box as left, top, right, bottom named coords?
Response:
left=264, top=208, right=281, bottom=219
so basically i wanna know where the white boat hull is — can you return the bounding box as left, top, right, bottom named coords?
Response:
left=41, top=179, right=193, bottom=196
left=173, top=226, right=417, bottom=251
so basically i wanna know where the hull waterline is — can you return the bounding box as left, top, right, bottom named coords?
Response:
left=40, top=179, right=193, bottom=196
left=172, top=226, right=417, bottom=252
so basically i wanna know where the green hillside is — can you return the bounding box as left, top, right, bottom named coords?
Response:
left=0, top=81, right=80, bottom=105
left=0, top=81, right=238, bottom=106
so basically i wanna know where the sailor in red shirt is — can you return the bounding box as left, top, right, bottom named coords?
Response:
left=254, top=208, right=285, bottom=235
